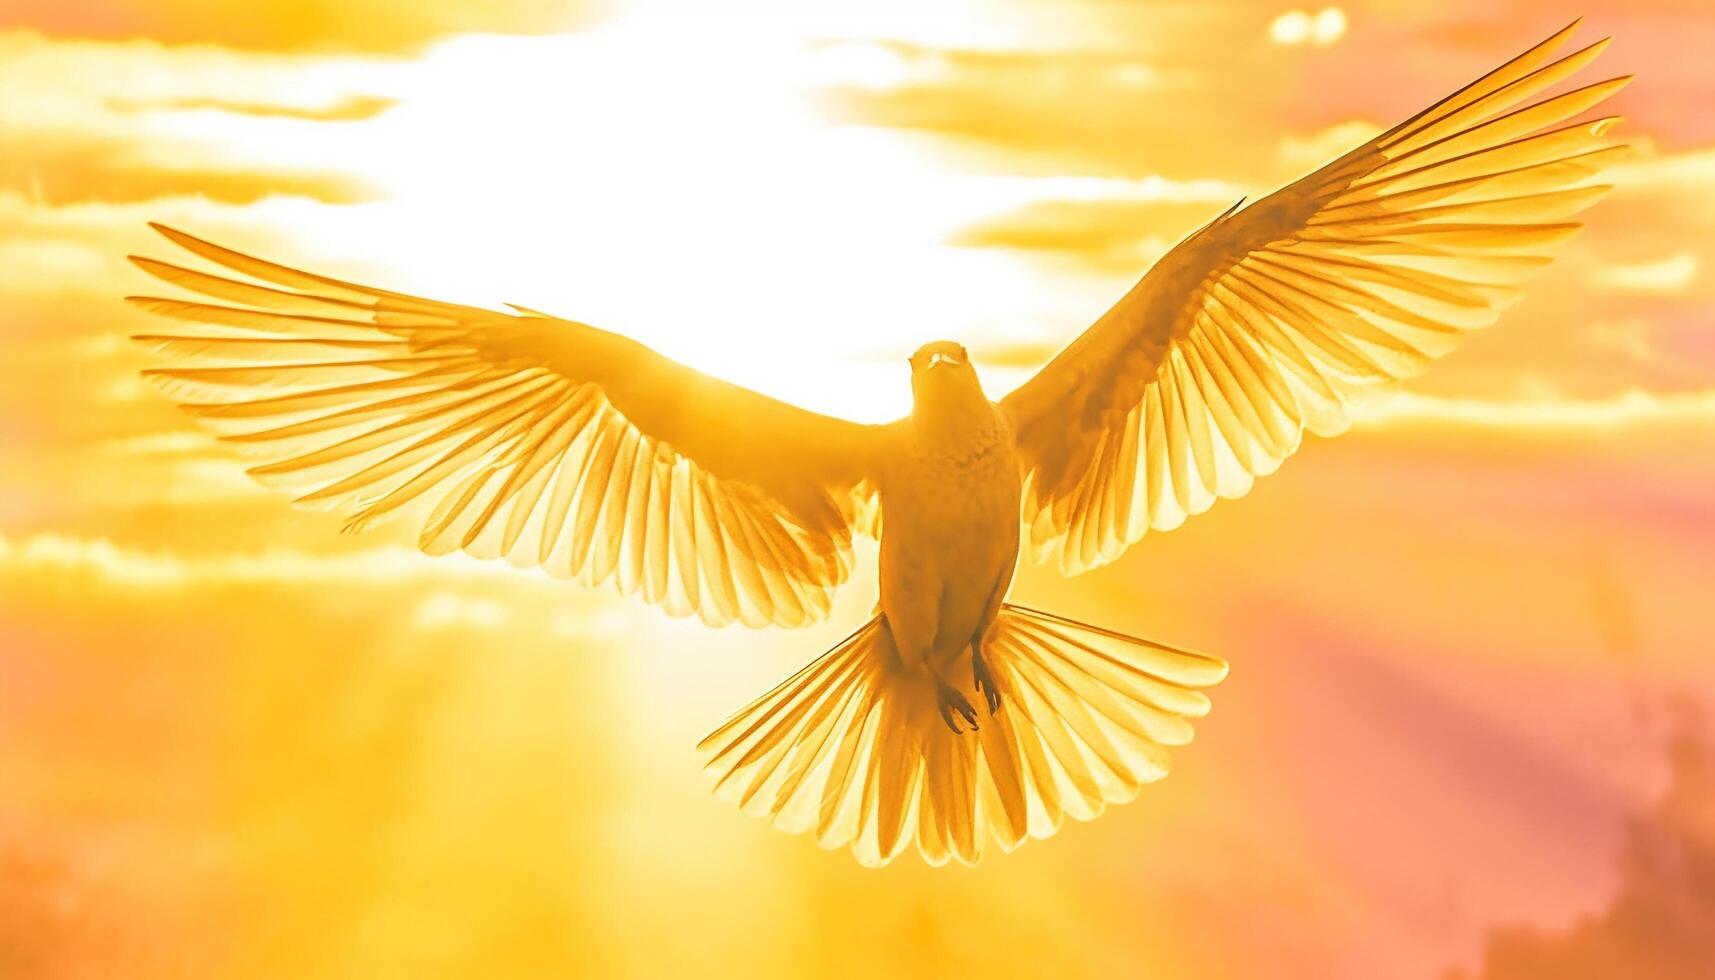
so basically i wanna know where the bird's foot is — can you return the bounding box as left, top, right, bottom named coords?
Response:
left=936, top=678, right=979, bottom=735
left=971, top=648, right=1001, bottom=715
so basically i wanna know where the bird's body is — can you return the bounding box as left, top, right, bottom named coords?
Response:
left=878, top=346, right=1019, bottom=685
left=128, top=21, right=1628, bottom=866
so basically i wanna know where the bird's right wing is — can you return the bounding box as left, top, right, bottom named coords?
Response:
left=1003, top=20, right=1628, bottom=574
left=131, top=225, right=889, bottom=628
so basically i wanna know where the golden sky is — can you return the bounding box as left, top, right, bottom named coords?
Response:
left=2, top=2, right=1713, bottom=978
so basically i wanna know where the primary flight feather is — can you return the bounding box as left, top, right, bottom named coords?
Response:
left=131, top=21, right=1626, bottom=866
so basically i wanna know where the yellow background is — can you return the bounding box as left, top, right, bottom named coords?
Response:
left=1, top=2, right=1712, bottom=977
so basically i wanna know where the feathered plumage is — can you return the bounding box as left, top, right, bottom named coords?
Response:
left=130, top=21, right=1624, bottom=865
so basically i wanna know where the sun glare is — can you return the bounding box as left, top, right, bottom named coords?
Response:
left=215, top=15, right=1100, bottom=425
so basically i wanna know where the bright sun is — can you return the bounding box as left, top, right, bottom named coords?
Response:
left=219, top=9, right=1088, bottom=425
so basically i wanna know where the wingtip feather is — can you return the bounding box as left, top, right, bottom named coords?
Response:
left=127, top=254, right=195, bottom=284
left=146, top=221, right=195, bottom=247
left=125, top=295, right=169, bottom=313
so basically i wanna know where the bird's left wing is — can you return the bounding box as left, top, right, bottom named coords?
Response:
left=1003, top=20, right=1628, bottom=574
left=130, top=224, right=888, bottom=627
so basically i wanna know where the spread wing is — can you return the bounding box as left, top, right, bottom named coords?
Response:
left=1003, top=20, right=1628, bottom=574
left=130, top=225, right=888, bottom=627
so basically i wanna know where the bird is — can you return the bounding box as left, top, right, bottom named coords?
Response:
left=129, top=20, right=1627, bottom=867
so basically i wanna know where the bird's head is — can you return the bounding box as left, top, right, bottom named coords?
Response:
left=908, top=340, right=986, bottom=412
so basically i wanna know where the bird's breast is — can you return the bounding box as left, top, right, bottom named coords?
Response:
left=882, top=405, right=1021, bottom=532
left=875, top=404, right=1023, bottom=664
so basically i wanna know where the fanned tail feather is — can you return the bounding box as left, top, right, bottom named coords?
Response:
left=697, top=604, right=1227, bottom=866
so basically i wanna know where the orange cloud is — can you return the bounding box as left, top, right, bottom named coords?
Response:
left=0, top=32, right=384, bottom=204
left=107, top=94, right=395, bottom=122
left=1594, top=253, right=1700, bottom=294
left=2, top=154, right=371, bottom=206
left=1450, top=721, right=1715, bottom=980
left=0, top=0, right=606, bottom=52
left=951, top=192, right=1237, bottom=270
left=0, top=530, right=452, bottom=587
left=1357, top=389, right=1715, bottom=432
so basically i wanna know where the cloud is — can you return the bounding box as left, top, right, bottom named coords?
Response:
left=1594, top=254, right=1701, bottom=294
left=1278, top=119, right=1381, bottom=169
left=1585, top=319, right=1658, bottom=365
left=0, top=232, right=114, bottom=294
left=0, top=32, right=381, bottom=205
left=811, top=37, right=1260, bottom=175
left=1356, top=389, right=1715, bottom=432
left=1447, top=720, right=1715, bottom=980
left=0, top=530, right=488, bottom=589
left=411, top=592, right=510, bottom=632
left=100, top=431, right=227, bottom=457
left=107, top=94, right=396, bottom=122
left=0, top=191, right=387, bottom=314
left=950, top=176, right=1241, bottom=268
left=0, top=530, right=619, bottom=637
left=1616, top=147, right=1715, bottom=195
left=0, top=1, right=604, bottom=53
left=3, top=157, right=371, bottom=207
left=808, top=38, right=1169, bottom=95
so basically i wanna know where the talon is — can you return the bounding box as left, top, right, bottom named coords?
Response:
left=938, top=698, right=963, bottom=735
left=936, top=681, right=978, bottom=734
left=971, top=650, right=1001, bottom=715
